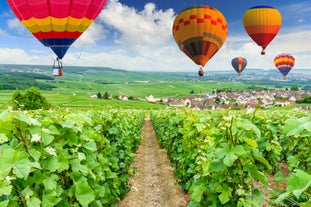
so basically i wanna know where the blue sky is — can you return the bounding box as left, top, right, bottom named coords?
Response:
left=0, top=0, right=310, bottom=72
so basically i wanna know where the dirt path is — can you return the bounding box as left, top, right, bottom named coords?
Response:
left=116, top=118, right=190, bottom=207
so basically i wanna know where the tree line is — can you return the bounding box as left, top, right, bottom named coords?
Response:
left=0, top=72, right=55, bottom=90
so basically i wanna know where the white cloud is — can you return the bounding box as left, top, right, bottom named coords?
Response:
left=0, top=28, right=6, bottom=35
left=280, top=2, right=311, bottom=16
left=98, top=0, right=175, bottom=52
left=0, top=48, right=51, bottom=64
left=73, top=22, right=108, bottom=47
left=7, top=18, right=27, bottom=34
left=71, top=0, right=182, bottom=71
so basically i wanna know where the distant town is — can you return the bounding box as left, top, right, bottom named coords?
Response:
left=91, top=88, right=311, bottom=110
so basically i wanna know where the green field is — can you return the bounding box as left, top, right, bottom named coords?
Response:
left=1, top=64, right=310, bottom=110
left=0, top=80, right=250, bottom=110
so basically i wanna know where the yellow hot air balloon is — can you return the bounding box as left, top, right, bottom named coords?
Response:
left=243, top=6, right=282, bottom=55
left=172, top=5, right=228, bottom=73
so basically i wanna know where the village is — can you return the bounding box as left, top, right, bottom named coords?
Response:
left=91, top=88, right=311, bottom=110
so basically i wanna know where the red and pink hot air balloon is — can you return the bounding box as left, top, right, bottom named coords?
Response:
left=7, top=0, right=107, bottom=76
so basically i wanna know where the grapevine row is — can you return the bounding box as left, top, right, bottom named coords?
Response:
left=151, top=109, right=311, bottom=206
left=0, top=109, right=144, bottom=207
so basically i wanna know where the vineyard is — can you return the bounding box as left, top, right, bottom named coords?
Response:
left=0, top=109, right=144, bottom=206
left=0, top=108, right=311, bottom=206
left=151, top=109, right=311, bottom=206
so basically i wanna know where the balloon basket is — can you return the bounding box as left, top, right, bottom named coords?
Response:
left=198, top=68, right=204, bottom=76
left=53, top=68, right=63, bottom=76
left=52, top=58, right=63, bottom=77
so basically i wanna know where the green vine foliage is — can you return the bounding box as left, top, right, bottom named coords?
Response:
left=151, top=109, right=311, bottom=206
left=275, top=170, right=311, bottom=206
left=0, top=109, right=144, bottom=207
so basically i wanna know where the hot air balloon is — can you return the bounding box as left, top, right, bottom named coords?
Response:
left=274, top=53, right=295, bottom=80
left=243, top=6, right=282, bottom=55
left=172, top=5, right=228, bottom=75
left=231, top=57, right=247, bottom=76
left=7, top=0, right=107, bottom=75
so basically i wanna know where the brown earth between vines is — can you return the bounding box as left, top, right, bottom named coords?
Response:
left=116, top=118, right=191, bottom=207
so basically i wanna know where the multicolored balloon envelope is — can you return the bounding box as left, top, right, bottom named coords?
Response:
left=231, top=57, right=247, bottom=76
left=7, top=0, right=107, bottom=59
left=172, top=5, right=228, bottom=69
left=274, top=53, right=295, bottom=80
left=243, top=6, right=282, bottom=55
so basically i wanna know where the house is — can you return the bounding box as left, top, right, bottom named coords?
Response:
left=245, top=100, right=259, bottom=108
left=169, top=99, right=186, bottom=107
left=118, top=95, right=128, bottom=101
left=260, top=98, right=273, bottom=106
left=90, top=94, right=97, bottom=99
left=146, top=94, right=161, bottom=102
left=275, top=100, right=294, bottom=106
left=289, top=96, right=296, bottom=102
left=161, top=96, right=169, bottom=103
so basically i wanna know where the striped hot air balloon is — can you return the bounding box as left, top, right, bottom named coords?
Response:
left=243, top=6, right=282, bottom=55
left=172, top=5, right=228, bottom=74
left=274, top=53, right=295, bottom=80
left=7, top=0, right=107, bottom=60
left=231, top=57, right=247, bottom=76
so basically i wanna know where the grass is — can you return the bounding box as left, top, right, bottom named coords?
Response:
left=0, top=79, right=253, bottom=110
left=0, top=90, right=167, bottom=110
left=46, top=80, right=250, bottom=97
left=4, top=64, right=303, bottom=110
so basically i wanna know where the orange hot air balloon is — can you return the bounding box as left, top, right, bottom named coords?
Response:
left=231, top=57, right=247, bottom=76
left=274, top=53, right=295, bottom=80
left=172, top=5, right=228, bottom=72
left=243, top=6, right=282, bottom=55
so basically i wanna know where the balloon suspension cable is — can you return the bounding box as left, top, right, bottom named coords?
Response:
left=72, top=48, right=84, bottom=66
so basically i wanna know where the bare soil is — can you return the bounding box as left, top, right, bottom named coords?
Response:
left=253, top=162, right=289, bottom=207
left=116, top=118, right=191, bottom=207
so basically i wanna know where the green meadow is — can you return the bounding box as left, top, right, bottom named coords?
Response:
left=2, top=64, right=309, bottom=110
left=0, top=80, right=250, bottom=110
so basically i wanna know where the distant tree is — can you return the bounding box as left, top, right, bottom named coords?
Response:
left=103, top=92, right=109, bottom=100
left=97, top=92, right=102, bottom=99
left=128, top=96, right=134, bottom=100
left=290, top=85, right=299, bottom=91
left=296, top=96, right=311, bottom=103
left=11, top=87, right=51, bottom=110
left=215, top=97, right=221, bottom=104
left=190, top=89, right=195, bottom=94
left=113, top=95, right=119, bottom=99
